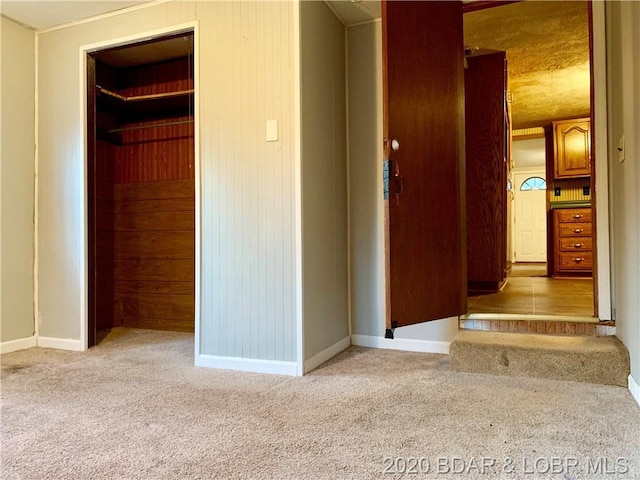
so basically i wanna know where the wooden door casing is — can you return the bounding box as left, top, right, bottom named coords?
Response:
left=383, top=1, right=466, bottom=329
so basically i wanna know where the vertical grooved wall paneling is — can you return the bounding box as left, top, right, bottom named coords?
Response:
left=196, top=1, right=296, bottom=361
left=548, top=178, right=592, bottom=203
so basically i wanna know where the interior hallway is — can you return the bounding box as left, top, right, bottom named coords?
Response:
left=467, top=263, right=594, bottom=317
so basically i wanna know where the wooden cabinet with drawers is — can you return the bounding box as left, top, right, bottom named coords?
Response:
left=553, top=207, right=593, bottom=276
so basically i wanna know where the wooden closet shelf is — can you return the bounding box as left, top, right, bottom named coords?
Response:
left=97, top=86, right=194, bottom=102
left=96, top=85, right=194, bottom=130
left=108, top=119, right=194, bottom=134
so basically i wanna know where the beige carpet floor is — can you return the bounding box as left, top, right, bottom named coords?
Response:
left=2, top=328, right=639, bottom=480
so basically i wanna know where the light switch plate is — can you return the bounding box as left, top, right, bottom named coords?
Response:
left=618, top=135, right=625, bottom=163
left=266, top=120, right=278, bottom=142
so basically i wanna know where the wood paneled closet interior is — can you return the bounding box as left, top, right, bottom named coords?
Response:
left=87, top=32, right=195, bottom=347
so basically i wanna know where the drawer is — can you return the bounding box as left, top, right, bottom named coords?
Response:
left=557, top=252, right=593, bottom=271
left=558, top=222, right=592, bottom=237
left=556, top=208, right=592, bottom=223
left=558, top=237, right=593, bottom=252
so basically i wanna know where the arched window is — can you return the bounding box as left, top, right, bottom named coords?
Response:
left=520, top=176, right=547, bottom=191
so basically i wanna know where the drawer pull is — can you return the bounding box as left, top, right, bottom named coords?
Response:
left=572, top=214, right=584, bottom=219
left=573, top=228, right=584, bottom=234
left=572, top=257, right=585, bottom=263
left=572, top=243, right=584, bottom=248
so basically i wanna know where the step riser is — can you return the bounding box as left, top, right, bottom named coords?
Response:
left=460, top=319, right=615, bottom=336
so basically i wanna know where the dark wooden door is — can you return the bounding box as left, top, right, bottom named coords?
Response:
left=465, top=52, right=508, bottom=293
left=383, top=1, right=466, bottom=330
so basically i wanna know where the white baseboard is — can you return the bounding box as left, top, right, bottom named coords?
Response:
left=195, top=354, right=299, bottom=376
left=304, top=336, right=351, bottom=374
left=0, top=336, right=37, bottom=354
left=37, top=336, right=82, bottom=351
left=351, top=334, right=450, bottom=355
left=629, top=374, right=640, bottom=408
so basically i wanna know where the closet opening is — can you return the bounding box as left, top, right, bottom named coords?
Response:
left=86, top=32, right=195, bottom=347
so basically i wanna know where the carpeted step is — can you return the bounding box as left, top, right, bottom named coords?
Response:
left=450, top=331, right=630, bottom=387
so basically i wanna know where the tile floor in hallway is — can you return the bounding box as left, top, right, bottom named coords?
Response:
left=467, top=263, right=594, bottom=317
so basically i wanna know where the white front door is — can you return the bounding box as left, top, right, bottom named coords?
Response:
left=514, top=171, right=547, bottom=262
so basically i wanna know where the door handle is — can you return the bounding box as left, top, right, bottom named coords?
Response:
left=572, top=243, right=584, bottom=248
left=573, top=228, right=584, bottom=234
left=572, top=257, right=585, bottom=263
left=384, top=137, right=403, bottom=204
left=383, top=137, right=400, bottom=158
left=572, top=214, right=583, bottom=219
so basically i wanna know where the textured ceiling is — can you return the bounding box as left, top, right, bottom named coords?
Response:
left=330, top=1, right=590, bottom=130
left=464, top=1, right=590, bottom=129
left=327, top=1, right=381, bottom=25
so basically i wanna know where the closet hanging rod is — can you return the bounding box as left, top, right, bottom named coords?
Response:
left=96, top=85, right=194, bottom=102
left=108, top=119, right=194, bottom=133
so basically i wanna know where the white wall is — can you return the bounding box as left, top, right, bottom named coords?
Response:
left=512, top=137, right=546, bottom=169
left=606, top=1, right=640, bottom=390
left=36, top=1, right=298, bottom=364
left=300, top=2, right=349, bottom=364
left=347, top=21, right=457, bottom=350
left=346, top=22, right=384, bottom=338
left=1, top=17, right=35, bottom=344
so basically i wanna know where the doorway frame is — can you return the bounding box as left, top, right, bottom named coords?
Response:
left=460, top=1, right=611, bottom=320
left=78, top=21, right=201, bottom=351
left=591, top=1, right=611, bottom=321
left=379, top=1, right=611, bottom=330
